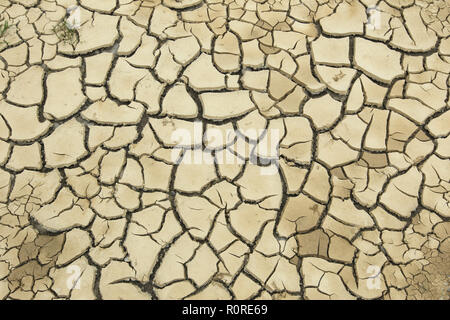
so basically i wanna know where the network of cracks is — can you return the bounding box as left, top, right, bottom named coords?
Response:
left=0, top=0, right=449, bottom=300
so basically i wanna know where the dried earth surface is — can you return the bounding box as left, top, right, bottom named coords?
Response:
left=0, top=0, right=449, bottom=300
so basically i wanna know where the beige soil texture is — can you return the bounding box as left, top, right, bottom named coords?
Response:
left=0, top=0, right=449, bottom=300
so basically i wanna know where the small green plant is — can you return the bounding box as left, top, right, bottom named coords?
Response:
left=53, top=19, right=79, bottom=45
left=0, top=20, right=10, bottom=38
left=0, top=17, right=12, bottom=44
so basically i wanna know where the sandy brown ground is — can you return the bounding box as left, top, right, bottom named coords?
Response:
left=0, top=0, right=449, bottom=300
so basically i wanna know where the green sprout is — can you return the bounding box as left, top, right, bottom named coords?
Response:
left=53, top=19, right=79, bottom=45
left=0, top=18, right=12, bottom=44
left=0, top=20, right=9, bottom=38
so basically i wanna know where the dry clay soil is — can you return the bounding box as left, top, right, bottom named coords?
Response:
left=0, top=0, right=449, bottom=300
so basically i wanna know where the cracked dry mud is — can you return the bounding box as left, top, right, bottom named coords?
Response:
left=0, top=0, right=449, bottom=301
